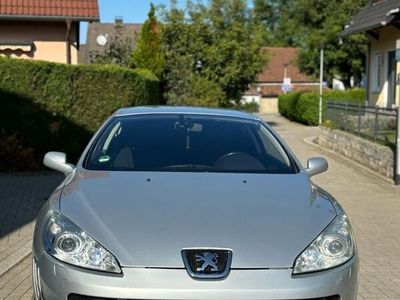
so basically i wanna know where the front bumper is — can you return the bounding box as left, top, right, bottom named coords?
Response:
left=34, top=252, right=358, bottom=300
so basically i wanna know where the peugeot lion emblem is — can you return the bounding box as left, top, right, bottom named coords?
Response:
left=196, top=252, right=219, bottom=272
left=182, top=249, right=233, bottom=279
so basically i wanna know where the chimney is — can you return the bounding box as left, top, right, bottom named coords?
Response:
left=115, top=16, right=123, bottom=25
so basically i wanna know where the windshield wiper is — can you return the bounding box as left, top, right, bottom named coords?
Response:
left=164, top=164, right=215, bottom=171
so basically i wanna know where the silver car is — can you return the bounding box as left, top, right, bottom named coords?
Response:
left=33, top=107, right=358, bottom=300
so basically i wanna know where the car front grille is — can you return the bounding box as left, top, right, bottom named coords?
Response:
left=182, top=248, right=232, bottom=279
left=68, top=294, right=340, bottom=300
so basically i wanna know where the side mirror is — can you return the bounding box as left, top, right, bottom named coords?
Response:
left=305, top=157, right=328, bottom=177
left=43, top=152, right=75, bottom=176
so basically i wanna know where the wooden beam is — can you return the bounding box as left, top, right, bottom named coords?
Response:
left=76, top=22, right=80, bottom=51
left=66, top=19, right=72, bottom=64
left=392, top=22, right=400, bottom=31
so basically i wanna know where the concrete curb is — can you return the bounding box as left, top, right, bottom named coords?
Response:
left=303, top=135, right=395, bottom=185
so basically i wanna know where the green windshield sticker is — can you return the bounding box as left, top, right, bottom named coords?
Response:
left=98, top=155, right=111, bottom=163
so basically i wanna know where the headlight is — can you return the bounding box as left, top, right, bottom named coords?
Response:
left=44, top=211, right=121, bottom=274
left=293, top=214, right=356, bottom=274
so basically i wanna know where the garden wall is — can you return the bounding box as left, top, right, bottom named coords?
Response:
left=318, top=127, right=394, bottom=179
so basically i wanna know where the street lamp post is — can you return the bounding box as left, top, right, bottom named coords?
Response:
left=319, top=45, right=324, bottom=126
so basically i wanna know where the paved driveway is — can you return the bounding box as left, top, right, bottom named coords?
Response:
left=0, top=173, right=62, bottom=299
left=262, top=113, right=400, bottom=299
left=1, top=113, right=399, bottom=299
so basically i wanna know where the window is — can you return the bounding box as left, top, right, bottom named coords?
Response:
left=373, top=53, right=383, bottom=92
left=85, top=114, right=297, bottom=174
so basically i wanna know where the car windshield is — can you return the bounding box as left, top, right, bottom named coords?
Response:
left=85, top=114, right=297, bottom=174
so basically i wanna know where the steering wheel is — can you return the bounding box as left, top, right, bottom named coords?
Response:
left=216, top=152, right=244, bottom=161
left=214, top=152, right=265, bottom=171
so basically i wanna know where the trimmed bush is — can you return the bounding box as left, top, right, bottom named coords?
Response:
left=278, top=89, right=365, bottom=125
left=0, top=57, right=159, bottom=171
left=236, top=102, right=260, bottom=113
left=166, top=74, right=223, bottom=107
left=278, top=92, right=291, bottom=117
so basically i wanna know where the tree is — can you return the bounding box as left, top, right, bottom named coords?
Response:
left=160, top=0, right=266, bottom=106
left=131, top=3, right=164, bottom=78
left=252, top=0, right=368, bottom=87
left=252, top=0, right=294, bottom=45
left=294, top=0, right=368, bottom=87
left=92, top=25, right=132, bottom=67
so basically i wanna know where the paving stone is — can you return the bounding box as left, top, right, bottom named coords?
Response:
left=0, top=256, right=31, bottom=299
left=260, top=113, right=400, bottom=300
left=1, top=114, right=400, bottom=299
left=0, top=172, right=62, bottom=299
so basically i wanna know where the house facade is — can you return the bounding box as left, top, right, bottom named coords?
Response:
left=343, top=0, right=400, bottom=108
left=80, top=18, right=141, bottom=64
left=0, top=0, right=99, bottom=64
left=243, top=47, right=319, bottom=113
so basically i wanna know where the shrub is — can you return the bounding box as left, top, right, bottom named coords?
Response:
left=278, top=89, right=365, bottom=125
left=165, top=74, right=223, bottom=107
left=325, top=89, right=366, bottom=103
left=0, top=57, right=160, bottom=171
left=230, top=101, right=259, bottom=113
left=278, top=92, right=301, bottom=119
left=278, top=93, right=291, bottom=117
left=295, top=92, right=320, bottom=125
left=237, top=102, right=260, bottom=113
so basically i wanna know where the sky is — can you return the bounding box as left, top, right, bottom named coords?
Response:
left=80, top=0, right=186, bottom=44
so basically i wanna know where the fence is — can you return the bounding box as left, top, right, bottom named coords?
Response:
left=326, top=101, right=400, bottom=185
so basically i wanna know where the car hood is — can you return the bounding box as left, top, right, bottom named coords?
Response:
left=60, top=169, right=336, bottom=268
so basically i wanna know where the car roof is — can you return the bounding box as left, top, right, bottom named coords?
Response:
left=114, top=106, right=261, bottom=121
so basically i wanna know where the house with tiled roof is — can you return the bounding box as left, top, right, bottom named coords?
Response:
left=343, top=0, right=400, bottom=108
left=243, top=47, right=319, bottom=113
left=0, top=0, right=100, bottom=64
left=80, top=18, right=141, bottom=64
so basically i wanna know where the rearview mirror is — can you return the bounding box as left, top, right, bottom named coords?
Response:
left=43, top=152, right=75, bottom=176
left=305, top=157, right=328, bottom=177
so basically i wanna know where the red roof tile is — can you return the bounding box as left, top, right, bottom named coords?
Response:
left=257, top=47, right=314, bottom=83
left=0, top=0, right=99, bottom=20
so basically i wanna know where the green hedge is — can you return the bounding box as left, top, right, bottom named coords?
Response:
left=278, top=89, right=365, bottom=125
left=0, top=57, right=159, bottom=171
